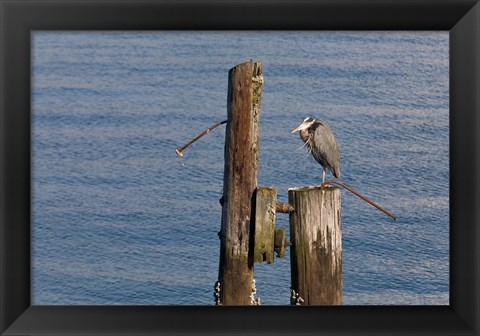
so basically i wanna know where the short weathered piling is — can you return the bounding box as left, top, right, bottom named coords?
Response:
left=217, top=61, right=263, bottom=305
left=288, top=185, right=342, bottom=305
left=252, top=187, right=277, bottom=264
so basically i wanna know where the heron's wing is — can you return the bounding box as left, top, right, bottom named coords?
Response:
left=310, top=122, right=341, bottom=178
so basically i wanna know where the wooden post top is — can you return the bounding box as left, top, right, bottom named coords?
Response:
left=288, top=185, right=340, bottom=192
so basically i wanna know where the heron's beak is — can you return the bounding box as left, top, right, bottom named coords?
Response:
left=292, top=123, right=308, bottom=134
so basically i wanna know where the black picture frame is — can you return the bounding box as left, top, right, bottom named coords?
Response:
left=1, top=1, right=479, bottom=335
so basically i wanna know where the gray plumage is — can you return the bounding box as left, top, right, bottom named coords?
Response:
left=292, top=117, right=341, bottom=183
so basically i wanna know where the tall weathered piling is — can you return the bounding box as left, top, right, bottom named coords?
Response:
left=217, top=61, right=263, bottom=305
left=288, top=185, right=342, bottom=305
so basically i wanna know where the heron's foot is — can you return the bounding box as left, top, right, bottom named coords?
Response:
left=320, top=180, right=327, bottom=193
left=320, top=180, right=334, bottom=191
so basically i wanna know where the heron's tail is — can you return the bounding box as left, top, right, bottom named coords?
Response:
left=331, top=166, right=340, bottom=179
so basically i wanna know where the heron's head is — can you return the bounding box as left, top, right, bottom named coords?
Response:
left=292, top=117, right=315, bottom=134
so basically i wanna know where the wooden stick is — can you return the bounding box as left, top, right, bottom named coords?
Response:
left=175, top=120, right=227, bottom=156
left=321, top=180, right=397, bottom=220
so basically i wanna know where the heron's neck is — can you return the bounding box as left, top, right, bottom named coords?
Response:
left=299, top=129, right=310, bottom=143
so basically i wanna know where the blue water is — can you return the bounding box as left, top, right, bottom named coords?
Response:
left=31, top=31, right=449, bottom=305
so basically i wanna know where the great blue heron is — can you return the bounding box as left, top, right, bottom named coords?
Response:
left=292, top=117, right=341, bottom=183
